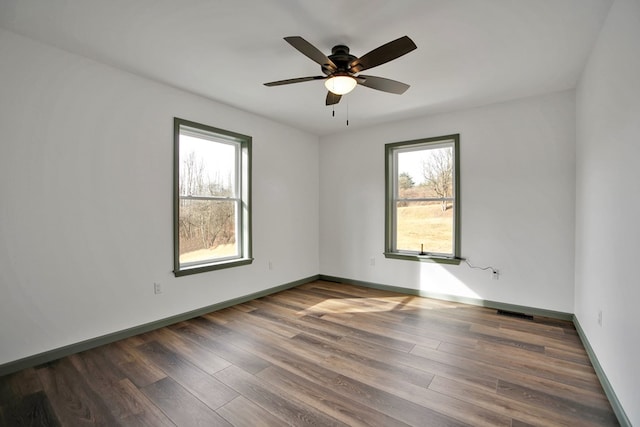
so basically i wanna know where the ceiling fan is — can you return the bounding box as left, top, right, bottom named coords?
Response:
left=264, top=36, right=417, bottom=106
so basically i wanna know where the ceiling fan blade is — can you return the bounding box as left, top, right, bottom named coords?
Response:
left=284, top=36, right=337, bottom=71
left=349, top=36, right=417, bottom=73
left=264, top=76, right=326, bottom=87
left=358, top=75, right=410, bottom=94
left=326, top=91, right=342, bottom=106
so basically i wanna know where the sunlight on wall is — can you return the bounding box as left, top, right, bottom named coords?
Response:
left=419, top=263, right=482, bottom=300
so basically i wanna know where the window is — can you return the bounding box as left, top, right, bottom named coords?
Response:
left=173, top=118, right=252, bottom=276
left=385, top=134, right=460, bottom=263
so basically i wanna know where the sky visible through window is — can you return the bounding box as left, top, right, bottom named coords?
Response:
left=398, top=146, right=450, bottom=188
left=179, top=134, right=235, bottom=196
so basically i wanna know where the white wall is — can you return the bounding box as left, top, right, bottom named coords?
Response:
left=320, top=91, right=576, bottom=313
left=0, top=29, right=319, bottom=366
left=575, top=0, right=640, bottom=423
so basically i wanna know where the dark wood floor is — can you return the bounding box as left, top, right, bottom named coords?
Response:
left=0, top=280, right=618, bottom=426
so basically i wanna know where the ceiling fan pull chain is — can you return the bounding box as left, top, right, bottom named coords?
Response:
left=332, top=105, right=335, bottom=117
left=346, top=100, right=349, bottom=126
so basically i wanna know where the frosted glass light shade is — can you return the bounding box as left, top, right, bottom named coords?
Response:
left=324, top=75, right=357, bottom=95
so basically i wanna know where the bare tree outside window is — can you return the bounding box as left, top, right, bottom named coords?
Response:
left=421, top=147, right=453, bottom=212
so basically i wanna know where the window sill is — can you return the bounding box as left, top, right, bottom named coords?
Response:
left=174, top=257, right=254, bottom=277
left=383, top=252, right=462, bottom=265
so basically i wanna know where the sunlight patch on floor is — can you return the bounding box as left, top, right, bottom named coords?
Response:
left=299, top=297, right=408, bottom=315
left=298, top=293, right=460, bottom=316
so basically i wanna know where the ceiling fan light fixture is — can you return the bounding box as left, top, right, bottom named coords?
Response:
left=325, top=75, right=357, bottom=95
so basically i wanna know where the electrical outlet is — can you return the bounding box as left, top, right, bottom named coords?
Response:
left=598, top=310, right=603, bottom=327
left=492, top=269, right=500, bottom=280
left=154, top=282, right=162, bottom=295
left=370, top=257, right=375, bottom=266
left=268, top=261, right=273, bottom=271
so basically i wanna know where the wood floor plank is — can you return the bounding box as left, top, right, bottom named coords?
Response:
left=412, top=341, right=613, bottom=411
left=320, top=311, right=478, bottom=350
left=510, top=420, right=536, bottom=427
left=477, top=339, right=597, bottom=379
left=470, top=322, right=583, bottom=354
left=404, top=304, right=503, bottom=329
left=197, top=317, right=344, bottom=390
left=323, top=372, right=470, bottom=427
left=336, top=335, right=498, bottom=391
left=466, top=328, right=546, bottom=354
left=6, top=368, right=43, bottom=399
left=497, top=379, right=618, bottom=426
left=36, top=359, right=120, bottom=426
left=68, top=351, right=132, bottom=421
left=170, top=319, right=272, bottom=374
left=216, top=396, right=286, bottom=427
left=544, top=345, right=592, bottom=366
left=115, top=379, right=176, bottom=427
left=135, top=340, right=238, bottom=410
left=227, top=305, right=304, bottom=339
left=292, top=332, right=436, bottom=390
left=428, top=374, right=592, bottom=427
left=141, top=377, right=230, bottom=427
left=0, top=391, right=60, bottom=427
left=246, top=299, right=345, bottom=342
left=258, top=293, right=307, bottom=312
left=438, top=340, right=601, bottom=390
left=214, top=365, right=348, bottom=427
left=100, top=341, right=166, bottom=388
left=298, top=310, right=443, bottom=350
left=145, top=328, right=231, bottom=375
left=68, top=350, right=174, bottom=427
left=257, top=365, right=411, bottom=427
left=499, top=317, right=573, bottom=340
left=0, top=375, right=12, bottom=403
left=401, top=309, right=474, bottom=334
left=311, top=313, right=420, bottom=351
left=276, top=287, right=336, bottom=307
left=231, top=302, right=258, bottom=313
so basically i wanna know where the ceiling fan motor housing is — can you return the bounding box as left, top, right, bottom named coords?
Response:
left=323, top=45, right=357, bottom=76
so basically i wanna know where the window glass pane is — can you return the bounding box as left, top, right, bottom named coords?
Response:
left=397, top=146, right=453, bottom=199
left=179, top=134, right=236, bottom=197
left=178, top=199, right=238, bottom=265
left=396, top=200, right=454, bottom=254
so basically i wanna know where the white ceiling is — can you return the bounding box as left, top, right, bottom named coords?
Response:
left=0, top=0, right=613, bottom=136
